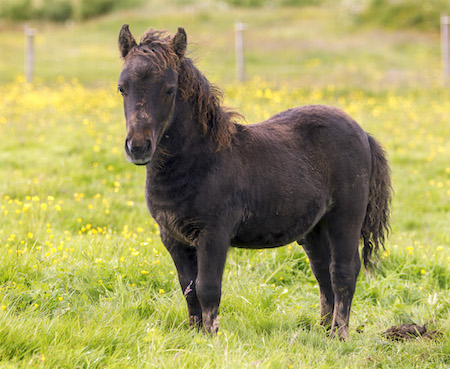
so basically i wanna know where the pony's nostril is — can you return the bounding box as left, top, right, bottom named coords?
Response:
left=125, top=138, right=133, bottom=153
left=126, top=138, right=151, bottom=156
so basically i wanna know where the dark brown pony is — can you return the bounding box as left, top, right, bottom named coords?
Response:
left=117, top=25, right=392, bottom=340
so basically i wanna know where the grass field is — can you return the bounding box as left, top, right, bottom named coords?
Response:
left=0, top=1, right=449, bottom=368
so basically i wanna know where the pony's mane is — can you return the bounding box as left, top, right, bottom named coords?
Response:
left=129, top=28, right=240, bottom=150
left=178, top=58, right=240, bottom=150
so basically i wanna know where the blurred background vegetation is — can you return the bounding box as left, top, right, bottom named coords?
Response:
left=0, top=0, right=142, bottom=22
left=1, top=0, right=448, bottom=88
left=1, top=0, right=449, bottom=31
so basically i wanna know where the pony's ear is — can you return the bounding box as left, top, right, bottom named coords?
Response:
left=118, top=24, right=137, bottom=58
left=172, top=27, right=187, bottom=59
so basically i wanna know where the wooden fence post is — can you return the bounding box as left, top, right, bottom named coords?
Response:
left=25, top=25, right=37, bottom=83
left=235, top=22, right=247, bottom=82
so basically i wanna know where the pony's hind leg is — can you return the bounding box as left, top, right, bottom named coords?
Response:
left=301, top=221, right=334, bottom=327
left=161, top=232, right=203, bottom=328
left=326, top=209, right=364, bottom=341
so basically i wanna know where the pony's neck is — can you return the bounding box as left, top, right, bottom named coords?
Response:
left=149, top=94, right=215, bottom=173
left=148, top=58, right=239, bottom=171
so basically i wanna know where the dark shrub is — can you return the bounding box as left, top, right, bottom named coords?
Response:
left=36, top=0, right=73, bottom=22
left=0, top=0, right=33, bottom=21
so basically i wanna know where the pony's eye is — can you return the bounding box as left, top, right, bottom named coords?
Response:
left=166, top=87, right=176, bottom=96
left=118, top=85, right=126, bottom=95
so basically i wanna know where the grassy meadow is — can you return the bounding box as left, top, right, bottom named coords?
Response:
left=0, top=1, right=449, bottom=368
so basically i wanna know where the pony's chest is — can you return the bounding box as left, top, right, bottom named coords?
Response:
left=145, top=176, right=202, bottom=245
left=146, top=180, right=194, bottom=218
left=145, top=154, right=212, bottom=212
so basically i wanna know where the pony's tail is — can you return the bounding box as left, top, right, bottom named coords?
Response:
left=361, top=135, right=393, bottom=269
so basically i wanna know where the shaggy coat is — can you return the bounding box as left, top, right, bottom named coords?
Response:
left=118, top=25, right=392, bottom=340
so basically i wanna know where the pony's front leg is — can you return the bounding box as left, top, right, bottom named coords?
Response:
left=161, top=231, right=202, bottom=328
left=195, top=232, right=229, bottom=334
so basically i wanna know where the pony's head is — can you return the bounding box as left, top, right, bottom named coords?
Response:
left=118, top=25, right=186, bottom=165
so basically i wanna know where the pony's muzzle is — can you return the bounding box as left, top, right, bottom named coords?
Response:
left=125, top=137, right=152, bottom=165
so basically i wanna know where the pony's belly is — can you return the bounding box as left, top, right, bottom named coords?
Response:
left=230, top=221, right=310, bottom=249
left=230, top=196, right=327, bottom=249
left=230, top=235, right=301, bottom=249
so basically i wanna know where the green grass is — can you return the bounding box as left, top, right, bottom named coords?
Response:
left=0, top=1, right=449, bottom=368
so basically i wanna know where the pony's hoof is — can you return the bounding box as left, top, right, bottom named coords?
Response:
left=189, top=315, right=202, bottom=329
left=202, top=314, right=219, bottom=335
left=329, top=326, right=349, bottom=341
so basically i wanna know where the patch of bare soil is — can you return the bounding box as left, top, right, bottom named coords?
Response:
left=382, top=324, right=442, bottom=341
